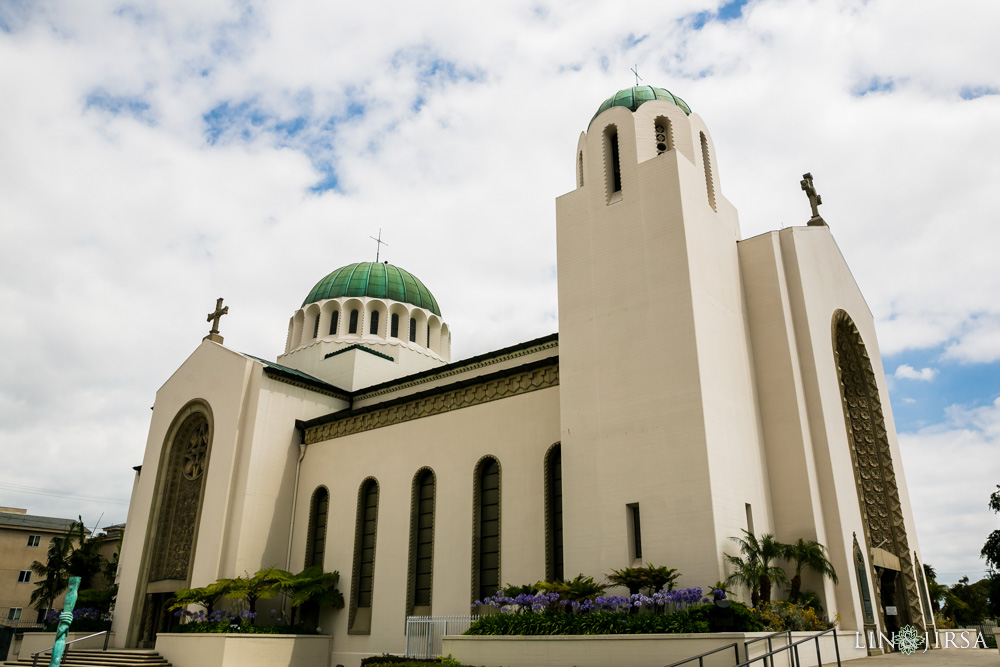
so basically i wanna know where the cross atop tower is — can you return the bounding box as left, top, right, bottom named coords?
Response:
left=204, top=297, right=228, bottom=344
left=800, top=172, right=827, bottom=227
left=370, top=228, right=389, bottom=263
left=631, top=65, right=643, bottom=87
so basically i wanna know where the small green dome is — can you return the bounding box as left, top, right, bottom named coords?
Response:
left=303, top=262, right=441, bottom=316
left=590, top=86, right=691, bottom=127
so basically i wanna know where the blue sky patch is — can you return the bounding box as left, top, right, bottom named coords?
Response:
left=623, top=33, right=648, bottom=49
left=687, top=0, right=748, bottom=30
left=85, top=90, right=153, bottom=122
left=885, top=347, right=1000, bottom=432
left=960, top=86, right=999, bottom=101
left=853, top=76, right=895, bottom=96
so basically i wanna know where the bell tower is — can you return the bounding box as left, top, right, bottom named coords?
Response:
left=555, top=86, right=769, bottom=587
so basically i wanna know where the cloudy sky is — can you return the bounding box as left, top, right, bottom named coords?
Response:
left=1, top=0, right=998, bottom=587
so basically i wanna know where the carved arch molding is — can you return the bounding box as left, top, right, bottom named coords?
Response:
left=833, top=311, right=923, bottom=630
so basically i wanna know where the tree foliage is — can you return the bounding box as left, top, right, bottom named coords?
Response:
left=782, top=538, right=838, bottom=604
left=982, top=485, right=1000, bottom=570
left=724, top=531, right=789, bottom=607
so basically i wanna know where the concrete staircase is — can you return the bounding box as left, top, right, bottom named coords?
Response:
left=2, top=649, right=170, bottom=667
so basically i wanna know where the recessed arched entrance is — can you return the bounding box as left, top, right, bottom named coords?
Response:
left=131, top=401, right=214, bottom=647
left=832, top=310, right=925, bottom=640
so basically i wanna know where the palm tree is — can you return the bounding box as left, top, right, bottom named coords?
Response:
left=782, top=538, right=838, bottom=603
left=29, top=531, right=75, bottom=616
left=724, top=531, right=788, bottom=606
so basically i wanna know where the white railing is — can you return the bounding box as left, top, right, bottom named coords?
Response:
left=405, top=615, right=478, bottom=659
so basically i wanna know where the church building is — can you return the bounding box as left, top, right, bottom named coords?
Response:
left=112, top=85, right=934, bottom=665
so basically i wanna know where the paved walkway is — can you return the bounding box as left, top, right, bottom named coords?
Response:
left=847, top=648, right=999, bottom=665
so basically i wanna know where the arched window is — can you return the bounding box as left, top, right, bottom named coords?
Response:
left=409, top=317, right=417, bottom=343
left=369, top=310, right=380, bottom=336
left=391, top=313, right=399, bottom=338
left=426, top=324, right=430, bottom=347
left=349, top=479, right=379, bottom=634
left=305, top=487, right=329, bottom=568
left=349, top=309, right=359, bottom=335
left=700, top=131, right=717, bottom=212
left=545, top=444, right=563, bottom=582
left=408, top=469, right=436, bottom=615
left=473, top=457, right=501, bottom=602
left=312, top=314, right=320, bottom=339
left=329, top=311, right=339, bottom=336
left=606, top=127, right=622, bottom=195
left=577, top=151, right=584, bottom=188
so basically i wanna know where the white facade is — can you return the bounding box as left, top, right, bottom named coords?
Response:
left=113, top=87, right=933, bottom=666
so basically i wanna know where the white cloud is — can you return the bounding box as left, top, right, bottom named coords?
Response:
left=0, top=0, right=998, bottom=580
left=900, top=398, right=1000, bottom=584
left=894, top=365, right=938, bottom=381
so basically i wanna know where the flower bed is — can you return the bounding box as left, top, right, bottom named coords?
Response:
left=465, top=588, right=763, bottom=636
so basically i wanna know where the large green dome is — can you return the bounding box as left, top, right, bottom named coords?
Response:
left=303, top=262, right=441, bottom=316
left=590, top=86, right=691, bottom=127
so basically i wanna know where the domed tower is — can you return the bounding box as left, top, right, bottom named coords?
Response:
left=555, top=86, right=769, bottom=587
left=278, top=261, right=450, bottom=391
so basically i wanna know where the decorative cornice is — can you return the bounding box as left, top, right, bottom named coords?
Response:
left=303, top=359, right=559, bottom=444
left=355, top=335, right=558, bottom=402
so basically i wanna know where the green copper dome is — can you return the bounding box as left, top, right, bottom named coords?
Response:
left=303, top=262, right=441, bottom=316
left=590, top=86, right=691, bottom=127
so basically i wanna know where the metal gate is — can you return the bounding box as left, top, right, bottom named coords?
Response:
left=404, top=615, right=478, bottom=659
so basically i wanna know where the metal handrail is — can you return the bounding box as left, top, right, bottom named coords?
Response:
left=31, top=630, right=108, bottom=667
left=663, top=641, right=741, bottom=667
left=736, top=627, right=841, bottom=667
left=743, top=629, right=793, bottom=667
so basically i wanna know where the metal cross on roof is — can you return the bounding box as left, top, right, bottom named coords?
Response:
left=204, top=297, right=228, bottom=344
left=631, top=65, right=643, bottom=87
left=371, top=228, right=389, bottom=263
left=800, top=172, right=827, bottom=227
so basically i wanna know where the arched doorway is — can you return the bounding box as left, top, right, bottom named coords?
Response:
left=134, top=402, right=214, bottom=647
left=832, top=311, right=924, bottom=638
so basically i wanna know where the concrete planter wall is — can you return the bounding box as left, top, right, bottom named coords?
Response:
left=442, top=631, right=866, bottom=667
left=155, top=633, right=330, bottom=667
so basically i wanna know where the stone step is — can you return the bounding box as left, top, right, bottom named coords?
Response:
left=2, top=649, right=171, bottom=667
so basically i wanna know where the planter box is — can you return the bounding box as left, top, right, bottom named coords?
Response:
left=15, top=632, right=114, bottom=661
left=155, top=633, right=330, bottom=667
left=442, top=630, right=866, bottom=667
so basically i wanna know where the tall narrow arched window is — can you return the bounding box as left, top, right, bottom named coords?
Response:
left=700, top=131, right=717, bottom=212
left=329, top=311, right=339, bottom=336
left=545, top=444, right=564, bottom=582
left=426, top=324, right=430, bottom=347
left=408, top=469, right=436, bottom=616
left=312, top=314, right=321, bottom=339
left=349, top=309, right=359, bottom=334
left=473, top=457, right=501, bottom=602
left=853, top=534, right=875, bottom=631
left=577, top=151, right=585, bottom=188
left=305, top=487, right=329, bottom=568
left=369, top=310, right=380, bottom=335
left=349, top=478, right=379, bottom=634
left=605, top=126, right=622, bottom=197
left=409, top=317, right=417, bottom=343
left=391, top=313, right=399, bottom=338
